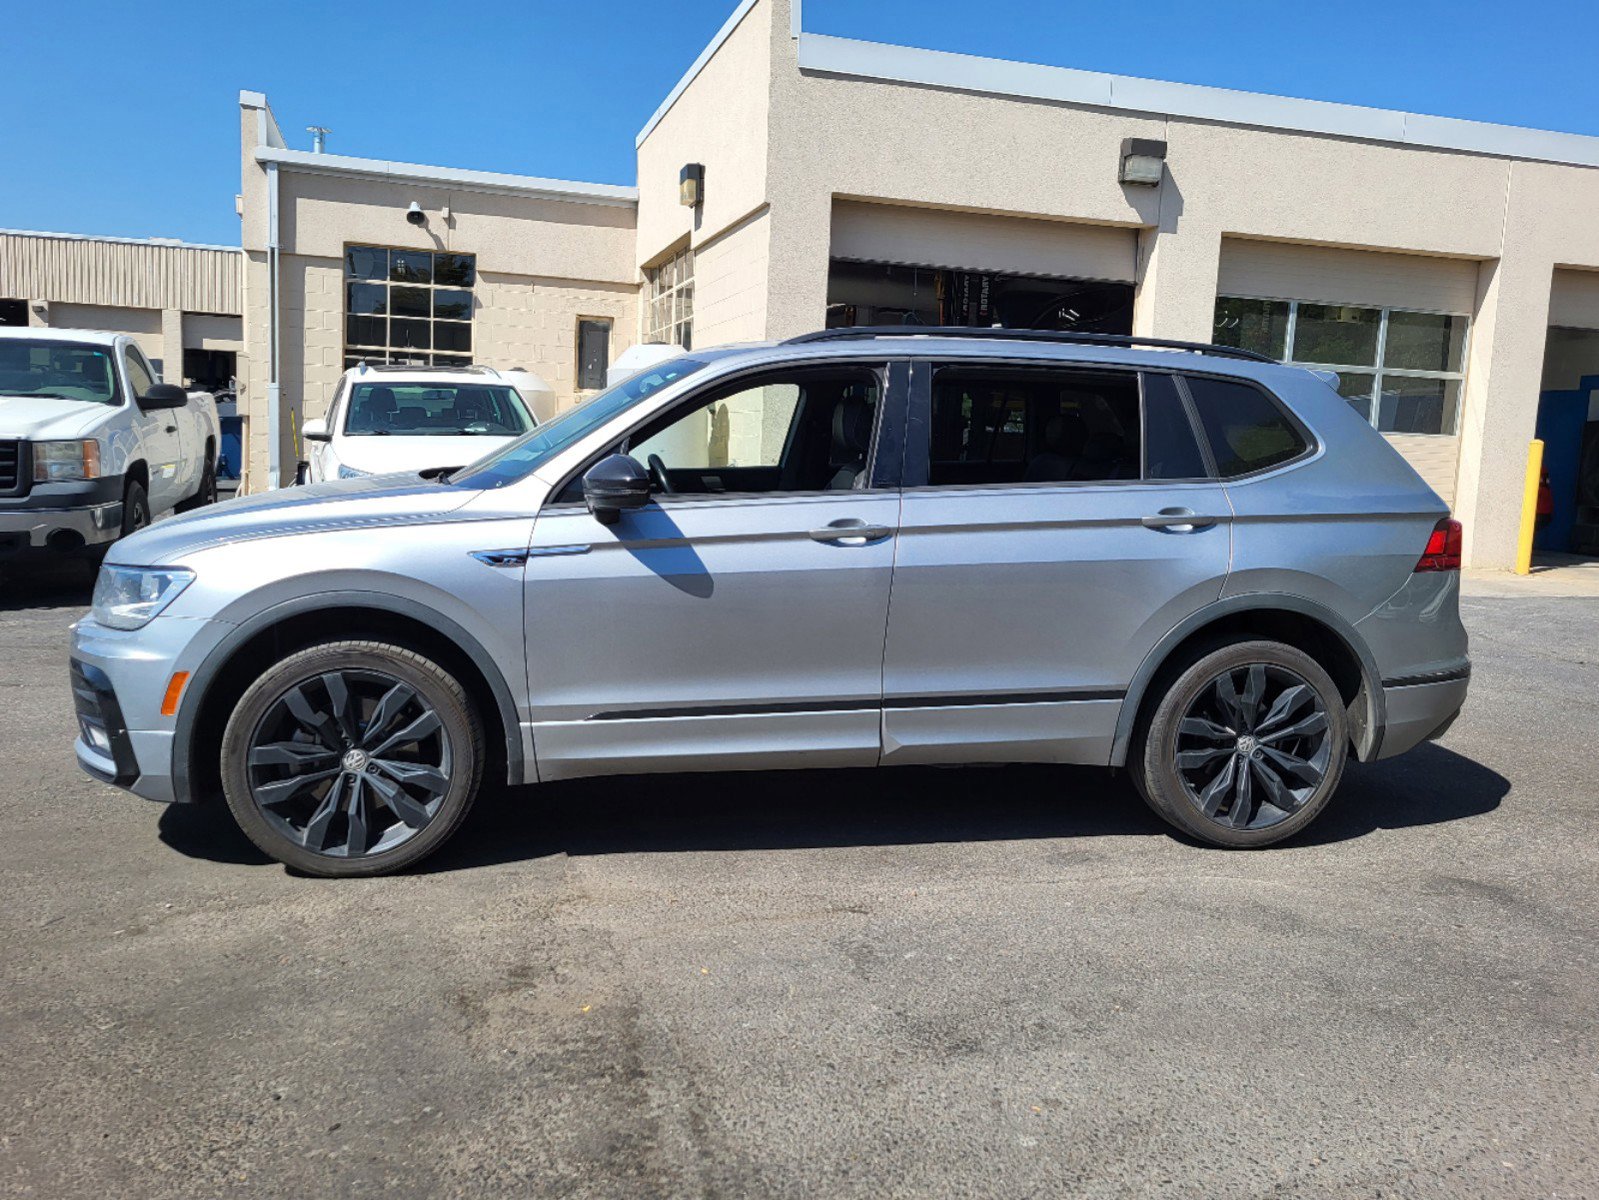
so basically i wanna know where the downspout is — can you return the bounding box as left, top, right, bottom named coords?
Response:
left=266, top=160, right=282, bottom=489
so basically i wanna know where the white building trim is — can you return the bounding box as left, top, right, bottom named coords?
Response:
left=797, top=32, right=1599, bottom=171
left=635, top=0, right=762, bottom=148
left=252, top=146, right=638, bottom=208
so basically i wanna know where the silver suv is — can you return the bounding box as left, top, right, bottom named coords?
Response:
left=69, top=329, right=1469, bottom=876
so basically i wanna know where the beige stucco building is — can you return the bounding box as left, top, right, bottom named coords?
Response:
left=10, top=0, right=1599, bottom=567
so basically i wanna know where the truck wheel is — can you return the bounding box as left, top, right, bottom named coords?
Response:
left=220, top=640, right=484, bottom=877
left=177, top=456, right=218, bottom=512
left=121, top=480, right=151, bottom=537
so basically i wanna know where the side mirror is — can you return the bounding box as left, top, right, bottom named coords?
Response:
left=582, top=453, right=652, bottom=526
left=303, top=417, right=331, bottom=443
left=138, top=383, right=188, bottom=410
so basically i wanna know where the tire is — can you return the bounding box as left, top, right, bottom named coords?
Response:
left=176, top=455, right=217, bottom=512
left=121, top=479, right=151, bottom=538
left=220, top=640, right=484, bottom=877
left=1131, top=639, right=1348, bottom=849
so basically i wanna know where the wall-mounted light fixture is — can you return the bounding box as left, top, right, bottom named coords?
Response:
left=405, top=201, right=427, bottom=227
left=1119, top=138, right=1167, bottom=186
left=680, top=163, right=705, bottom=208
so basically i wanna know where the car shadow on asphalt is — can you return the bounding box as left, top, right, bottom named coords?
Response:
left=155, top=742, right=1509, bottom=875
left=0, top=559, right=96, bottom=611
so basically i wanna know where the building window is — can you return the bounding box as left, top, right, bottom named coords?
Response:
left=343, top=245, right=476, bottom=369
left=828, top=259, right=1134, bottom=334
left=1214, top=296, right=1468, bottom=436
left=576, top=318, right=612, bottom=391
left=645, top=247, right=693, bottom=349
left=0, top=298, right=27, bottom=327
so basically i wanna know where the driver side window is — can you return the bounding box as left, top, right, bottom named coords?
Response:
left=560, top=367, right=882, bottom=501
left=124, top=348, right=156, bottom=398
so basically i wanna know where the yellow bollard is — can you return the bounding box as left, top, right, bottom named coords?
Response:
left=1514, top=438, right=1544, bottom=576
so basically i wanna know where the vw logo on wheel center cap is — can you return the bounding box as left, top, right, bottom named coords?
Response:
left=341, top=748, right=370, bottom=773
left=1236, top=735, right=1259, bottom=757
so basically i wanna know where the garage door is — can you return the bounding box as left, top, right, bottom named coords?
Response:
left=831, top=200, right=1136, bottom=283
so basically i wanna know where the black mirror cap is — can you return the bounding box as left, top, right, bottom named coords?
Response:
left=582, top=453, right=651, bottom=525
left=138, top=383, right=188, bottom=409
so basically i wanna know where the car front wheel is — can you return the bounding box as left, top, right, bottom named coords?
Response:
left=220, top=640, right=484, bottom=876
left=1132, top=639, right=1348, bottom=848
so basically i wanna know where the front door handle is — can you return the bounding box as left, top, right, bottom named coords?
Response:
left=1141, top=508, right=1221, bottom=532
left=810, top=519, right=893, bottom=545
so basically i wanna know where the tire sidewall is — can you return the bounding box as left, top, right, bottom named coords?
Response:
left=121, top=481, right=150, bottom=537
left=1138, top=640, right=1349, bottom=848
left=220, top=641, right=482, bottom=876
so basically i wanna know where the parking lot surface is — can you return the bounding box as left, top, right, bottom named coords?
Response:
left=2, top=560, right=1595, bottom=1199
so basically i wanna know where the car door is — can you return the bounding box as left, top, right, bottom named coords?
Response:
left=879, top=360, right=1232, bottom=766
left=122, top=344, right=185, bottom=511
left=523, top=360, right=907, bottom=780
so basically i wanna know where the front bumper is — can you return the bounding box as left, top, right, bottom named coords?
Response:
left=0, top=497, right=123, bottom=556
left=69, top=613, right=230, bottom=804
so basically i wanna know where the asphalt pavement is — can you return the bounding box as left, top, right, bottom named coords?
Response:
left=2, top=557, right=1595, bottom=1198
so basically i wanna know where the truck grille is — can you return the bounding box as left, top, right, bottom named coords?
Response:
left=0, top=440, right=23, bottom=496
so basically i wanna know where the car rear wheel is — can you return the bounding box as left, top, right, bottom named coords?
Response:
left=220, top=640, right=483, bottom=876
left=1132, top=639, right=1348, bottom=848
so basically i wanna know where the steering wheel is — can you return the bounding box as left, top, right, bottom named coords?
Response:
left=647, top=453, right=675, bottom=495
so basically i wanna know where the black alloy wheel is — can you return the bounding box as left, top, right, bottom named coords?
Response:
left=221, top=641, right=482, bottom=876
left=1173, top=662, right=1332, bottom=830
left=1132, top=639, right=1348, bottom=849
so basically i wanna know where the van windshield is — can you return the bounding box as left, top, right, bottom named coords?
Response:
left=448, top=357, right=709, bottom=489
left=0, top=340, right=118, bottom=405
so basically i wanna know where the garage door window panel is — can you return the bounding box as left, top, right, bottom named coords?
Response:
left=1214, top=295, right=1468, bottom=436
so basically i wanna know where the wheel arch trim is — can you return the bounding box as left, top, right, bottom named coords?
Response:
left=1110, top=593, right=1385, bottom=767
left=172, top=590, right=525, bottom=803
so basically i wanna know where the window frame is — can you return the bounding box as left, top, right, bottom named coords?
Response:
left=544, top=357, right=907, bottom=508
left=342, top=244, right=477, bottom=369
left=1215, top=293, right=1470, bottom=437
left=643, top=246, right=695, bottom=349
left=902, top=359, right=1220, bottom=493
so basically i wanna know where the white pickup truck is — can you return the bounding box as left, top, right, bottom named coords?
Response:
left=0, top=327, right=220, bottom=571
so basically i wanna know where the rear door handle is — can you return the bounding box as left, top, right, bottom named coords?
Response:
left=810, top=519, right=893, bottom=545
left=1142, top=508, right=1221, bottom=532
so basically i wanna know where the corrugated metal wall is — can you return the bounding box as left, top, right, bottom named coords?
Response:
left=0, top=232, right=242, bottom=315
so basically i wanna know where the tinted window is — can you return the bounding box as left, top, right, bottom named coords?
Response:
left=1184, top=375, right=1307, bottom=478
left=927, top=368, right=1140, bottom=487
left=1142, top=373, right=1209, bottom=480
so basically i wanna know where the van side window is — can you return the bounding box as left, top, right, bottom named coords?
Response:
left=927, top=368, right=1140, bottom=486
left=1182, top=375, right=1308, bottom=478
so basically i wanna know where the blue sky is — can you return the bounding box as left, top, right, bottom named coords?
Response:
left=2, top=0, right=1593, bottom=246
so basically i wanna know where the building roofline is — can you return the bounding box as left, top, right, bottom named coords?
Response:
left=0, top=226, right=241, bottom=254
left=797, top=32, right=1599, bottom=171
left=636, top=0, right=762, bottom=148
left=253, top=146, right=638, bottom=207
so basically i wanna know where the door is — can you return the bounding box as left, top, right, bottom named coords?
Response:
left=123, top=344, right=185, bottom=510
left=880, top=362, right=1232, bottom=766
left=524, top=361, right=906, bottom=780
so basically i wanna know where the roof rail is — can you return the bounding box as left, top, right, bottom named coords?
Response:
left=783, top=326, right=1275, bottom=363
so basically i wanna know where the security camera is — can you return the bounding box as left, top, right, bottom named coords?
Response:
left=405, top=201, right=426, bottom=227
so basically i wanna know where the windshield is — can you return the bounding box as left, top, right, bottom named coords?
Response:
left=342, top=382, right=532, bottom=437
left=0, top=339, right=118, bottom=405
left=449, top=357, right=710, bottom=489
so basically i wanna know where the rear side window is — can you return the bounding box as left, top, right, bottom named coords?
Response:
left=1142, top=373, right=1209, bottom=480
left=927, top=368, right=1141, bottom=486
left=1183, top=375, right=1308, bottom=478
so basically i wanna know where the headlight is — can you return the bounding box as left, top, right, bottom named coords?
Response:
left=337, top=464, right=369, bottom=479
left=34, top=440, right=101, bottom=483
left=91, top=565, right=195, bottom=630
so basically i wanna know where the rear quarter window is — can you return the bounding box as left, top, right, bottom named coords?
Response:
left=1183, top=375, right=1308, bottom=478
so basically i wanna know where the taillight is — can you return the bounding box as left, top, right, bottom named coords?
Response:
left=1415, top=517, right=1462, bottom=572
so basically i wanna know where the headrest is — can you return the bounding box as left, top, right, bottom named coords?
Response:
left=831, top=395, right=873, bottom=463
left=367, top=386, right=396, bottom=412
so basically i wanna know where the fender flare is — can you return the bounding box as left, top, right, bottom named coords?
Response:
left=1109, top=592, right=1386, bottom=767
left=172, top=590, right=525, bottom=803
